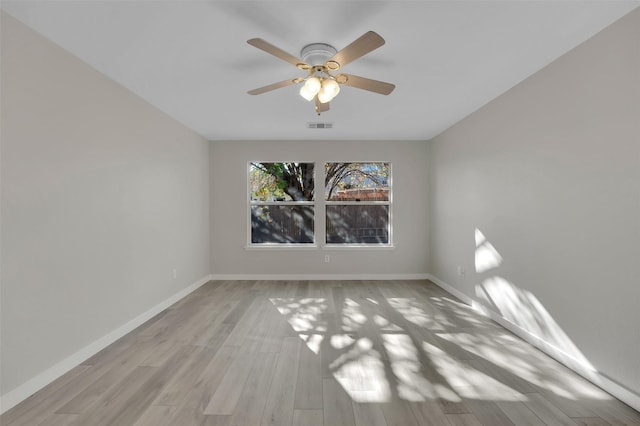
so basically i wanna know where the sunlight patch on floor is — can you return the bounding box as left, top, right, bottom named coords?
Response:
left=342, top=298, right=368, bottom=331
left=330, top=337, right=391, bottom=403
left=437, top=332, right=541, bottom=385
left=387, top=298, right=433, bottom=328
left=383, top=334, right=461, bottom=402
left=270, top=297, right=328, bottom=353
left=299, top=333, right=324, bottom=354
left=423, top=341, right=523, bottom=401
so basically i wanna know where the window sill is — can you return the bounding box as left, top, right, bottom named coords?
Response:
left=323, top=244, right=395, bottom=250
left=244, top=244, right=395, bottom=251
left=245, top=244, right=319, bottom=251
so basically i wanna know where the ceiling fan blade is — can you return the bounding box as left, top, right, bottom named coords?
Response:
left=339, top=74, right=395, bottom=95
left=248, top=78, right=299, bottom=95
left=314, top=96, right=330, bottom=114
left=326, top=31, right=385, bottom=69
left=247, top=38, right=309, bottom=69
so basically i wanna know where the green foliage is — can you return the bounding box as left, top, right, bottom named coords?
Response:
left=250, top=165, right=287, bottom=201
left=250, top=162, right=314, bottom=201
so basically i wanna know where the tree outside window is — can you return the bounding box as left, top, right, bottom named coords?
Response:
left=249, top=162, right=391, bottom=246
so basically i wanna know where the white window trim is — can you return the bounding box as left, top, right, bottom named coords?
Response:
left=324, top=161, right=393, bottom=248
left=247, top=161, right=317, bottom=248
left=246, top=161, right=393, bottom=249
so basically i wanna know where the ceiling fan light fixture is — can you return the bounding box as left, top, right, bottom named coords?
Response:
left=317, top=88, right=333, bottom=103
left=318, top=78, right=340, bottom=103
left=299, top=76, right=322, bottom=101
left=305, top=77, right=321, bottom=94
left=299, top=84, right=316, bottom=101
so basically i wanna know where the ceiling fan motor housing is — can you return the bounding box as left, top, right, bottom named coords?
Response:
left=300, top=43, right=337, bottom=67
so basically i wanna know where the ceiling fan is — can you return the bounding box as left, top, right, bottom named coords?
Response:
left=247, top=31, right=395, bottom=115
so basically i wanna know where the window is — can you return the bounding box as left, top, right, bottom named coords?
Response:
left=248, top=161, right=391, bottom=247
left=325, top=162, right=391, bottom=245
left=249, top=162, right=315, bottom=244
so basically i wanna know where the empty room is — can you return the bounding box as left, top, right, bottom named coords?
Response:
left=1, top=1, right=639, bottom=425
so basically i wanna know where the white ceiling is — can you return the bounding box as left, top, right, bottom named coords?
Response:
left=2, top=1, right=638, bottom=141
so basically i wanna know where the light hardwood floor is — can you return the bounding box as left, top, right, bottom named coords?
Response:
left=2, top=280, right=639, bottom=425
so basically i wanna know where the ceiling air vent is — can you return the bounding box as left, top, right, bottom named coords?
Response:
left=308, top=122, right=333, bottom=129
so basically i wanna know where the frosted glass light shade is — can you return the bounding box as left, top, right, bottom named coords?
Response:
left=323, top=78, right=340, bottom=95
left=305, top=77, right=321, bottom=94
left=300, top=77, right=322, bottom=101
left=317, top=87, right=332, bottom=103
left=299, top=85, right=315, bottom=101
left=318, top=78, right=340, bottom=103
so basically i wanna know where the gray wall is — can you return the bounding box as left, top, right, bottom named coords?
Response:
left=210, top=140, right=429, bottom=277
left=428, top=9, right=640, bottom=396
left=1, top=12, right=211, bottom=396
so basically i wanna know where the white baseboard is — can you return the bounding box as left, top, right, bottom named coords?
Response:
left=0, top=274, right=213, bottom=415
left=426, top=274, right=640, bottom=413
left=209, top=274, right=431, bottom=281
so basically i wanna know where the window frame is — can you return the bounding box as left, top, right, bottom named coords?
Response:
left=246, top=160, right=393, bottom=249
left=247, top=161, right=317, bottom=248
left=324, top=161, right=393, bottom=248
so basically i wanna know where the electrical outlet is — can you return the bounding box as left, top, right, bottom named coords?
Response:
left=172, top=268, right=177, bottom=279
left=325, top=255, right=330, bottom=263
left=457, top=266, right=466, bottom=278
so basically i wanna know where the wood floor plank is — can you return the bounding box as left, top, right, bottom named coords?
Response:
left=36, top=413, right=79, bottom=426
left=222, top=289, right=259, bottom=326
left=102, top=345, right=198, bottom=425
left=204, top=353, right=257, bottom=415
left=55, top=336, right=161, bottom=414
left=320, top=313, right=351, bottom=379
left=409, top=400, right=453, bottom=426
left=260, top=336, right=301, bottom=426
left=438, top=397, right=472, bottom=415
left=466, top=356, right=539, bottom=395
left=292, top=409, right=323, bottom=426
left=447, top=413, right=482, bottom=426
left=462, top=399, right=515, bottom=426
left=229, top=352, right=278, bottom=426
left=295, top=342, right=323, bottom=409
left=259, top=298, right=292, bottom=353
left=538, top=392, right=598, bottom=418
left=165, top=345, right=237, bottom=424
left=523, top=393, right=579, bottom=426
left=133, top=405, right=177, bottom=426
left=70, top=365, right=160, bottom=426
left=380, top=398, right=422, bottom=426
left=352, top=401, right=388, bottom=426
left=201, top=415, right=232, bottom=426
left=152, top=341, right=225, bottom=406
left=0, top=365, right=91, bottom=426
left=323, top=378, right=356, bottom=426
left=70, top=344, right=195, bottom=426
left=495, top=400, right=546, bottom=426
left=570, top=418, right=612, bottom=426
left=223, top=296, right=264, bottom=347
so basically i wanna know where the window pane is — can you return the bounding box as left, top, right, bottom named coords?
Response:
left=325, top=162, right=389, bottom=201
left=326, top=205, right=389, bottom=244
left=251, top=205, right=314, bottom=244
left=250, top=162, right=314, bottom=202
